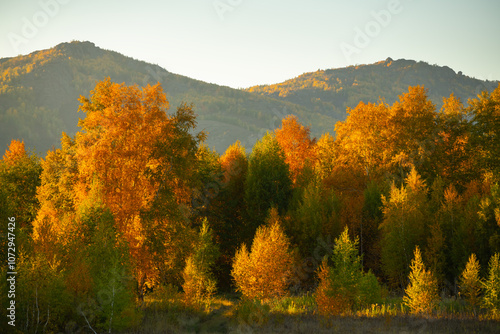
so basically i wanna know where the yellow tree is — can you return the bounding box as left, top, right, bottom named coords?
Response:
left=75, top=79, right=203, bottom=296
left=334, top=101, right=390, bottom=179
left=313, top=133, right=335, bottom=181
left=34, top=133, right=78, bottom=256
left=435, top=94, right=476, bottom=187
left=231, top=208, right=294, bottom=300
left=459, top=253, right=482, bottom=312
left=0, top=139, right=42, bottom=228
left=403, top=246, right=439, bottom=315
left=385, top=86, right=437, bottom=181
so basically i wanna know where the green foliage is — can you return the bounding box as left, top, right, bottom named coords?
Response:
left=234, top=298, right=270, bottom=328
left=182, top=219, right=220, bottom=306
left=380, top=168, right=429, bottom=288
left=482, top=253, right=500, bottom=317
left=315, top=227, right=381, bottom=315
left=245, top=133, right=292, bottom=229
left=291, top=180, right=341, bottom=257
left=403, top=246, right=439, bottom=315
left=75, top=188, right=140, bottom=332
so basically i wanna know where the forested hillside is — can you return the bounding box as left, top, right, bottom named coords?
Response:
left=0, top=41, right=325, bottom=155
left=1, top=41, right=498, bottom=156
left=246, top=58, right=499, bottom=120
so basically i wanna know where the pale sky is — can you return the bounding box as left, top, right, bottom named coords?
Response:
left=1, top=0, right=499, bottom=88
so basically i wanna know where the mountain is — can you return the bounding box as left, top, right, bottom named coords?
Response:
left=1, top=42, right=498, bottom=155
left=245, top=57, right=499, bottom=121
left=0, top=41, right=329, bottom=155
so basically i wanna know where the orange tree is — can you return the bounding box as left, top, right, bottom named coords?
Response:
left=275, top=115, right=315, bottom=187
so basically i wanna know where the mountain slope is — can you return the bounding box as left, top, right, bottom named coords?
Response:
left=245, top=57, right=499, bottom=120
left=1, top=42, right=498, bottom=156
left=0, top=41, right=330, bottom=155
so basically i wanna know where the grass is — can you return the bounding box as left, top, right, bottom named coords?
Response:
left=124, top=292, right=500, bottom=334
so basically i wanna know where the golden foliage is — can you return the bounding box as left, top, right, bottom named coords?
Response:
left=403, top=246, right=439, bottom=315
left=459, top=253, right=482, bottom=310
left=231, top=209, right=293, bottom=300
left=2, top=139, right=26, bottom=165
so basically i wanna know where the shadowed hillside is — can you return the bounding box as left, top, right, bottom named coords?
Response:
left=1, top=42, right=498, bottom=154
left=0, top=41, right=328, bottom=155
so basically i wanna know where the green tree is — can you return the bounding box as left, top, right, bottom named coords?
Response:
left=182, top=219, right=220, bottom=306
left=66, top=180, right=140, bottom=332
left=380, top=168, right=429, bottom=288
left=291, top=180, right=341, bottom=258
left=245, top=132, right=292, bottom=232
left=403, top=246, right=439, bottom=315
left=315, top=227, right=381, bottom=315
left=211, top=141, right=248, bottom=290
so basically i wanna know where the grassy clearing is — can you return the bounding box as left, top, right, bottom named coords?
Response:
left=125, top=293, right=500, bottom=334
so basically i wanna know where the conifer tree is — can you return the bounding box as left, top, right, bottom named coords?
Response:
left=483, top=253, right=500, bottom=317
left=459, top=253, right=482, bottom=312
left=315, top=227, right=381, bottom=315
left=403, top=246, right=439, bottom=315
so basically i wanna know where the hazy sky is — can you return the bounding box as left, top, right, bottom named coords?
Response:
left=1, top=0, right=499, bottom=88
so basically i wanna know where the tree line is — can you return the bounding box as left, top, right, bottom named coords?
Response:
left=1, top=78, right=500, bottom=332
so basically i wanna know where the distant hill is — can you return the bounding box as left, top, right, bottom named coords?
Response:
left=245, top=57, right=499, bottom=121
left=0, top=41, right=328, bottom=155
left=1, top=42, right=498, bottom=155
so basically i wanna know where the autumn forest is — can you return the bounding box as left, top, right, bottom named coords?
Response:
left=2, top=78, right=500, bottom=333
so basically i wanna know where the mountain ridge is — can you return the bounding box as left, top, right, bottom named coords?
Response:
left=1, top=41, right=498, bottom=155
left=245, top=57, right=499, bottom=119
